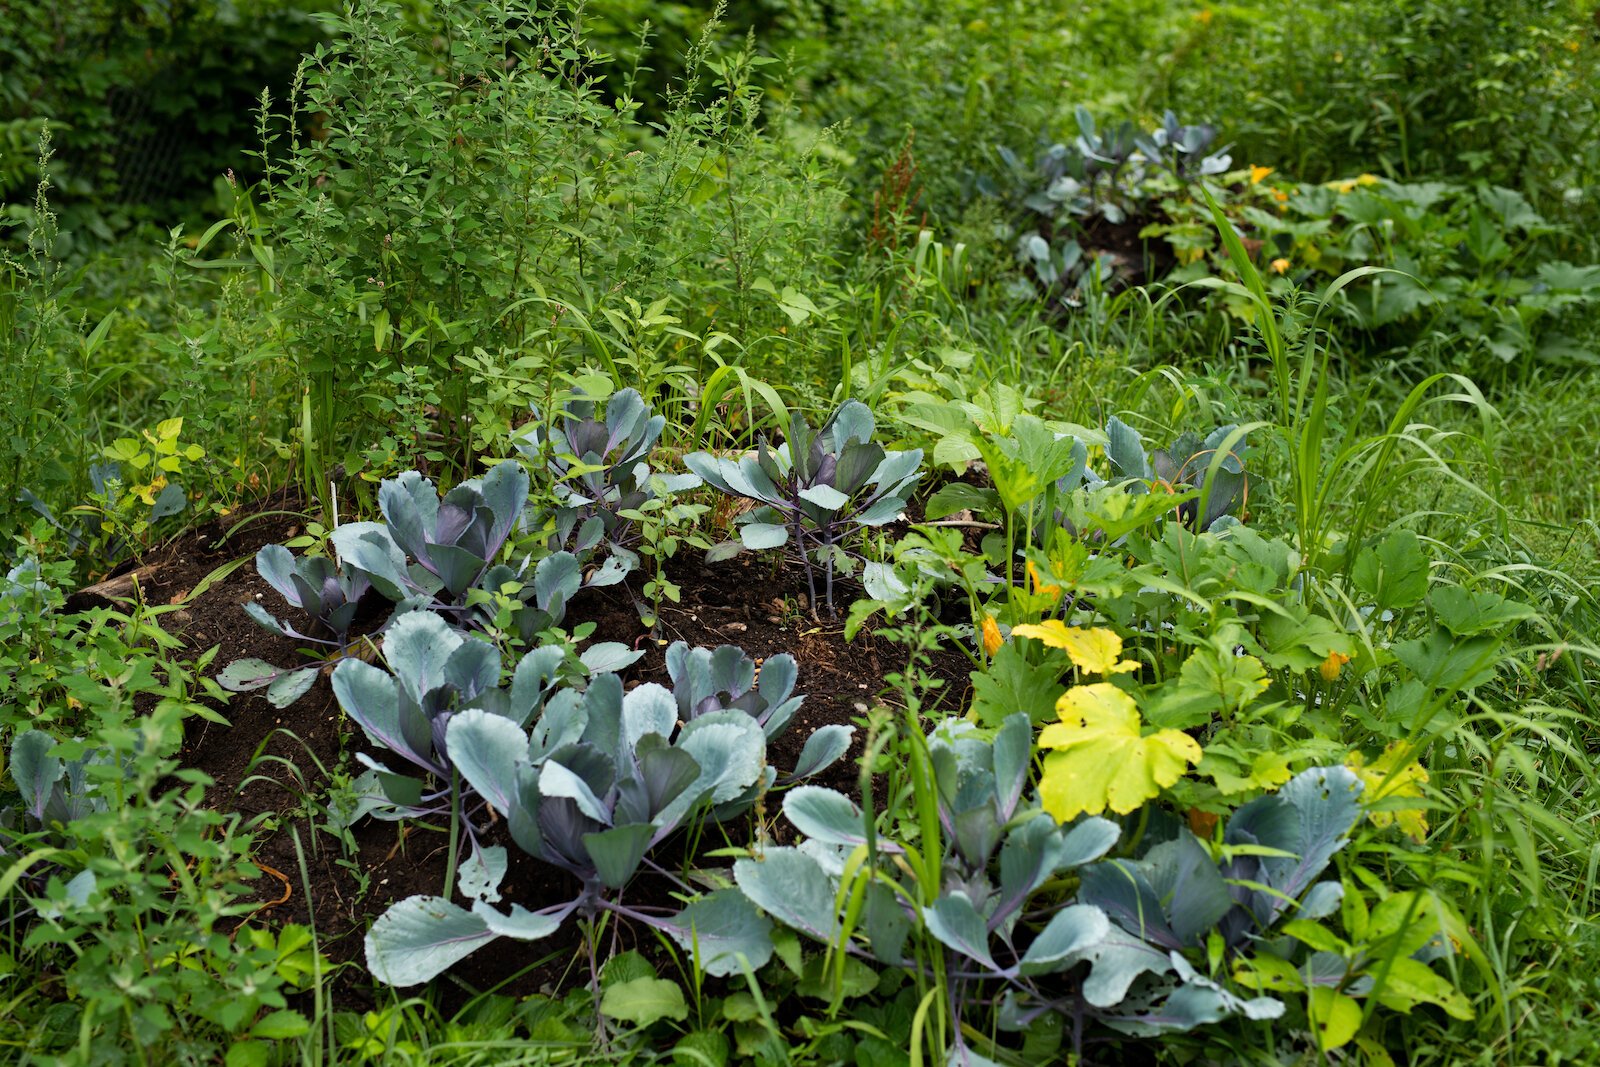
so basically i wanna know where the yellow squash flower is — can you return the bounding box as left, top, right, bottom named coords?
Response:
left=1319, top=649, right=1351, bottom=681
left=1026, top=560, right=1062, bottom=599
left=1249, top=165, right=1274, bottom=185
left=981, top=615, right=1003, bottom=658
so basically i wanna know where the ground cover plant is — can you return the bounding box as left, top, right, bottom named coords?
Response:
left=3, top=1, right=1600, bottom=1064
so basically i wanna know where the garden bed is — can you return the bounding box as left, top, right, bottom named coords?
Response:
left=134, top=499, right=972, bottom=1008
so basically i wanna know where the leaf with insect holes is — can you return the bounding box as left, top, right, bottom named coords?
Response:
left=216, top=659, right=319, bottom=709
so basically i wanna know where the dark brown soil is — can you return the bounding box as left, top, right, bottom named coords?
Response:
left=1026, top=211, right=1180, bottom=320
left=129, top=498, right=974, bottom=1013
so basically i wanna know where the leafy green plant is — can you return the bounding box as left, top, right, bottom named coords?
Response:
left=732, top=719, right=1301, bottom=1064
left=1006, top=108, right=1231, bottom=228
left=221, top=459, right=628, bottom=705
left=19, top=416, right=207, bottom=567
left=516, top=386, right=709, bottom=627
left=1101, top=416, right=1250, bottom=532
left=362, top=673, right=850, bottom=989
left=686, top=399, right=923, bottom=615
left=328, top=609, right=623, bottom=837
left=664, top=642, right=806, bottom=743
left=0, top=597, right=307, bottom=1062
left=515, top=387, right=701, bottom=568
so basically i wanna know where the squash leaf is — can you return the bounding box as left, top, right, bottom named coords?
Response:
left=1010, top=623, right=1140, bottom=674
left=1038, top=684, right=1202, bottom=821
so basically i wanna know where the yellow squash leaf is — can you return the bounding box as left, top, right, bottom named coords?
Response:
left=133, top=475, right=168, bottom=506
left=1347, top=743, right=1429, bottom=842
left=1037, top=683, right=1201, bottom=821
left=1011, top=622, right=1139, bottom=674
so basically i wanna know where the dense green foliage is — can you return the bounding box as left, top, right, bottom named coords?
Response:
left=4, top=0, right=1600, bottom=1063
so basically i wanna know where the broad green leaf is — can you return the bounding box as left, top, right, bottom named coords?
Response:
left=10, top=730, right=60, bottom=820
left=1198, top=745, right=1292, bottom=796
left=734, top=848, right=839, bottom=943
left=786, top=725, right=853, bottom=781
left=364, top=896, right=496, bottom=987
left=1104, top=416, right=1151, bottom=481
left=1146, top=644, right=1270, bottom=730
left=1351, top=529, right=1428, bottom=611
left=584, top=824, right=655, bottom=890
left=601, top=977, right=689, bottom=1027
left=798, top=483, right=851, bottom=510
left=1308, top=987, right=1362, bottom=1050
left=783, top=787, right=870, bottom=848
left=580, top=641, right=645, bottom=675
left=969, top=643, right=1065, bottom=727
left=922, top=894, right=996, bottom=968
left=738, top=523, right=790, bottom=551
left=1393, top=631, right=1499, bottom=692
left=1019, top=904, right=1110, bottom=974
left=448, top=713, right=528, bottom=812
left=1430, top=586, right=1535, bottom=637
left=1372, top=957, right=1474, bottom=1020
left=659, top=890, right=774, bottom=977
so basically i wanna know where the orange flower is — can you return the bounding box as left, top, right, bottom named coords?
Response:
left=981, top=615, right=1003, bottom=657
left=1249, top=165, right=1274, bottom=185
left=1320, top=650, right=1351, bottom=682
left=1270, top=257, right=1291, bottom=274
left=1026, top=560, right=1062, bottom=599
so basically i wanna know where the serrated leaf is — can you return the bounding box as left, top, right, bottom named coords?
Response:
left=1037, top=684, right=1201, bottom=821
left=1010, top=623, right=1139, bottom=674
left=1351, top=529, right=1428, bottom=611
